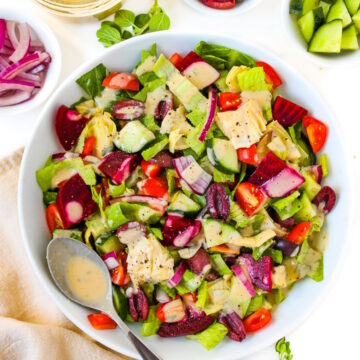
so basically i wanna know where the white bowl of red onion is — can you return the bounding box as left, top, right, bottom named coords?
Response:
left=0, top=9, right=61, bottom=116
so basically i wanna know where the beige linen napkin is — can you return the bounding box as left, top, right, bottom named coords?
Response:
left=0, top=150, right=128, bottom=360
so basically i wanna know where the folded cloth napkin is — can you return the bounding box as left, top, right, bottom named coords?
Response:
left=0, top=150, right=128, bottom=360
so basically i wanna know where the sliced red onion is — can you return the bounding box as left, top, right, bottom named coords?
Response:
left=0, top=46, right=12, bottom=55
left=0, top=79, right=34, bottom=106
left=167, top=262, right=187, bottom=288
left=4, top=38, right=13, bottom=49
left=0, top=56, right=9, bottom=68
left=51, top=152, right=79, bottom=162
left=261, top=166, right=305, bottom=198
left=9, top=23, right=30, bottom=63
left=30, top=63, right=46, bottom=74
left=112, top=99, right=144, bottom=120
left=198, top=86, right=217, bottom=142
left=173, top=155, right=212, bottom=195
left=156, top=287, right=170, bottom=304
left=304, top=165, right=323, bottom=184
left=111, top=195, right=167, bottom=214
left=29, top=38, right=44, bottom=52
left=101, top=251, right=120, bottom=270
left=0, top=52, right=41, bottom=79
left=15, top=72, right=41, bottom=87
left=0, top=89, right=32, bottom=106
left=6, top=21, right=18, bottom=49
left=0, top=19, right=6, bottom=50
left=173, top=224, right=200, bottom=247
left=232, top=264, right=256, bottom=297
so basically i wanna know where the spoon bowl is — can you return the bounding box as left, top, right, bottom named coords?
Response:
left=47, top=237, right=162, bottom=360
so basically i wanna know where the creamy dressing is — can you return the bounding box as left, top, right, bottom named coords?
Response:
left=66, top=256, right=108, bottom=304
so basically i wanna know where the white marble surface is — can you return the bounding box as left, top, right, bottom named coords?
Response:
left=2, top=0, right=360, bottom=359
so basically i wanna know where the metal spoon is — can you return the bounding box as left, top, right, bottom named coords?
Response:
left=47, top=237, right=162, bottom=360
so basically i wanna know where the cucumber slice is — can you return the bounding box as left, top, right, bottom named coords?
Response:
left=352, top=9, right=360, bottom=31
left=167, top=191, right=201, bottom=216
left=298, top=7, right=325, bottom=43
left=303, top=0, right=320, bottom=14
left=345, top=0, right=360, bottom=15
left=326, top=0, right=352, bottom=27
left=95, top=233, right=123, bottom=254
left=320, top=1, right=331, bottom=16
left=308, top=20, right=343, bottom=53
left=53, top=229, right=82, bottom=241
left=114, top=120, right=155, bottom=153
left=290, top=0, right=305, bottom=14
left=341, top=24, right=360, bottom=48
left=207, top=138, right=239, bottom=174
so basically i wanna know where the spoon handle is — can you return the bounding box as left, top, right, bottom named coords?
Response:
left=107, top=308, right=163, bottom=360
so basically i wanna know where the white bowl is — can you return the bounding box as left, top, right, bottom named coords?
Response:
left=18, top=30, right=353, bottom=360
left=183, top=0, right=263, bottom=16
left=281, top=0, right=360, bottom=68
left=0, top=8, right=61, bottom=116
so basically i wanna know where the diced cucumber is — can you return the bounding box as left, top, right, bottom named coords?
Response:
left=344, top=0, right=360, bottom=15
left=320, top=1, right=331, bottom=16
left=206, top=138, right=239, bottom=174
left=112, top=286, right=128, bottom=320
left=114, top=120, right=155, bottom=153
left=303, top=0, right=320, bottom=14
left=167, top=191, right=201, bottom=216
left=352, top=9, right=360, bottom=31
left=53, top=229, right=83, bottom=241
left=326, top=0, right=352, bottom=27
left=95, top=233, right=123, bottom=254
left=341, top=24, right=360, bottom=48
left=298, top=7, right=325, bottom=43
left=308, top=20, right=343, bottom=53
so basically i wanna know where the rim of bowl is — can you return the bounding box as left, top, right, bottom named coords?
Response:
left=18, top=29, right=355, bottom=360
left=281, top=0, right=360, bottom=68
left=183, top=0, right=264, bottom=16
left=0, top=8, right=62, bottom=116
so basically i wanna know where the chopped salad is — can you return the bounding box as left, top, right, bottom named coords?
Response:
left=36, top=41, right=336, bottom=350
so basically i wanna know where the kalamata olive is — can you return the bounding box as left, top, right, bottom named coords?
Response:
left=112, top=99, right=144, bottom=120
left=157, top=314, right=214, bottom=337
left=154, top=98, right=173, bottom=121
left=206, top=183, right=230, bottom=220
left=274, top=238, right=300, bottom=257
left=148, top=150, right=173, bottom=168
left=187, top=248, right=211, bottom=275
left=218, top=312, right=246, bottom=342
left=128, top=288, right=149, bottom=322
left=313, top=185, right=336, bottom=215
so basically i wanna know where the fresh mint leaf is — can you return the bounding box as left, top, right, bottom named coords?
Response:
left=135, top=13, right=150, bottom=29
left=76, top=64, right=109, bottom=98
left=275, top=337, right=293, bottom=360
left=122, top=30, right=133, bottom=40
left=148, top=12, right=170, bottom=32
left=96, top=25, right=121, bottom=48
left=114, top=9, right=135, bottom=27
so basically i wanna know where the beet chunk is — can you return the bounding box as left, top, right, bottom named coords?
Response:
left=219, top=312, right=247, bottom=342
left=157, top=314, right=214, bottom=337
left=187, top=248, right=211, bottom=275
left=148, top=150, right=173, bottom=168
left=56, top=174, right=97, bottom=229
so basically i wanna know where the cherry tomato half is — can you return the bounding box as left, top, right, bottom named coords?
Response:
left=244, top=308, right=272, bottom=333
left=237, top=144, right=259, bottom=165
left=102, top=72, right=139, bottom=91
left=235, top=182, right=267, bottom=216
left=45, top=203, right=63, bottom=234
left=287, top=222, right=312, bottom=245
left=141, top=159, right=162, bottom=178
left=303, top=116, right=328, bottom=154
left=88, top=313, right=117, bottom=330
left=139, top=177, right=169, bottom=200
left=82, top=136, right=96, bottom=156
left=219, top=92, right=242, bottom=112
left=256, top=61, right=283, bottom=89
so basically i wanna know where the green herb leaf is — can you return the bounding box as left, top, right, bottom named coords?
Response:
left=96, top=25, right=122, bottom=48
left=148, top=12, right=170, bottom=32
left=275, top=337, right=293, bottom=360
left=114, top=9, right=135, bottom=27
left=134, top=13, right=150, bottom=29
left=76, top=64, right=109, bottom=98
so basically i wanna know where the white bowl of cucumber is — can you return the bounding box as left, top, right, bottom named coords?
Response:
left=18, top=30, right=353, bottom=360
left=282, top=0, right=360, bottom=67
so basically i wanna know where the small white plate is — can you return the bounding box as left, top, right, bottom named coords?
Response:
left=0, top=8, right=61, bottom=116
left=183, top=0, right=263, bottom=17
left=281, top=0, right=360, bottom=68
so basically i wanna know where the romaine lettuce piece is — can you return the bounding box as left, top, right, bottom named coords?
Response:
left=104, top=202, right=128, bottom=230
left=108, top=182, right=126, bottom=198
left=187, top=322, right=228, bottom=350
left=245, top=294, right=264, bottom=316
left=141, top=306, right=162, bottom=336
left=237, top=67, right=272, bottom=92
left=213, top=168, right=234, bottom=183
left=76, top=63, right=109, bottom=98
left=196, top=281, right=208, bottom=309
left=297, top=239, right=323, bottom=282
left=141, top=135, right=169, bottom=161
left=210, top=254, right=231, bottom=275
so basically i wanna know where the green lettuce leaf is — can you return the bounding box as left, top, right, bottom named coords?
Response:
left=187, top=322, right=228, bottom=350
left=141, top=135, right=169, bottom=161
left=76, top=63, right=109, bottom=98
left=141, top=306, right=162, bottom=336
left=237, top=67, right=272, bottom=92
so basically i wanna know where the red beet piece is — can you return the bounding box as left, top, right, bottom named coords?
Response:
left=56, top=174, right=97, bottom=229
left=249, top=152, right=286, bottom=186
left=206, top=183, right=230, bottom=220
left=129, top=288, right=149, bottom=322
left=162, top=214, right=196, bottom=246
left=148, top=150, right=173, bottom=168
left=157, top=314, right=214, bottom=337
left=219, top=311, right=247, bottom=342
left=112, top=99, right=144, bottom=120
left=272, top=96, right=308, bottom=127
left=55, top=105, right=88, bottom=151
left=313, top=185, right=336, bottom=215
left=98, top=151, right=140, bottom=185
left=187, top=248, right=211, bottom=275
left=239, top=254, right=273, bottom=292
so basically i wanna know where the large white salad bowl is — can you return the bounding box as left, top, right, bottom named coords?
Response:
left=18, top=30, right=353, bottom=360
